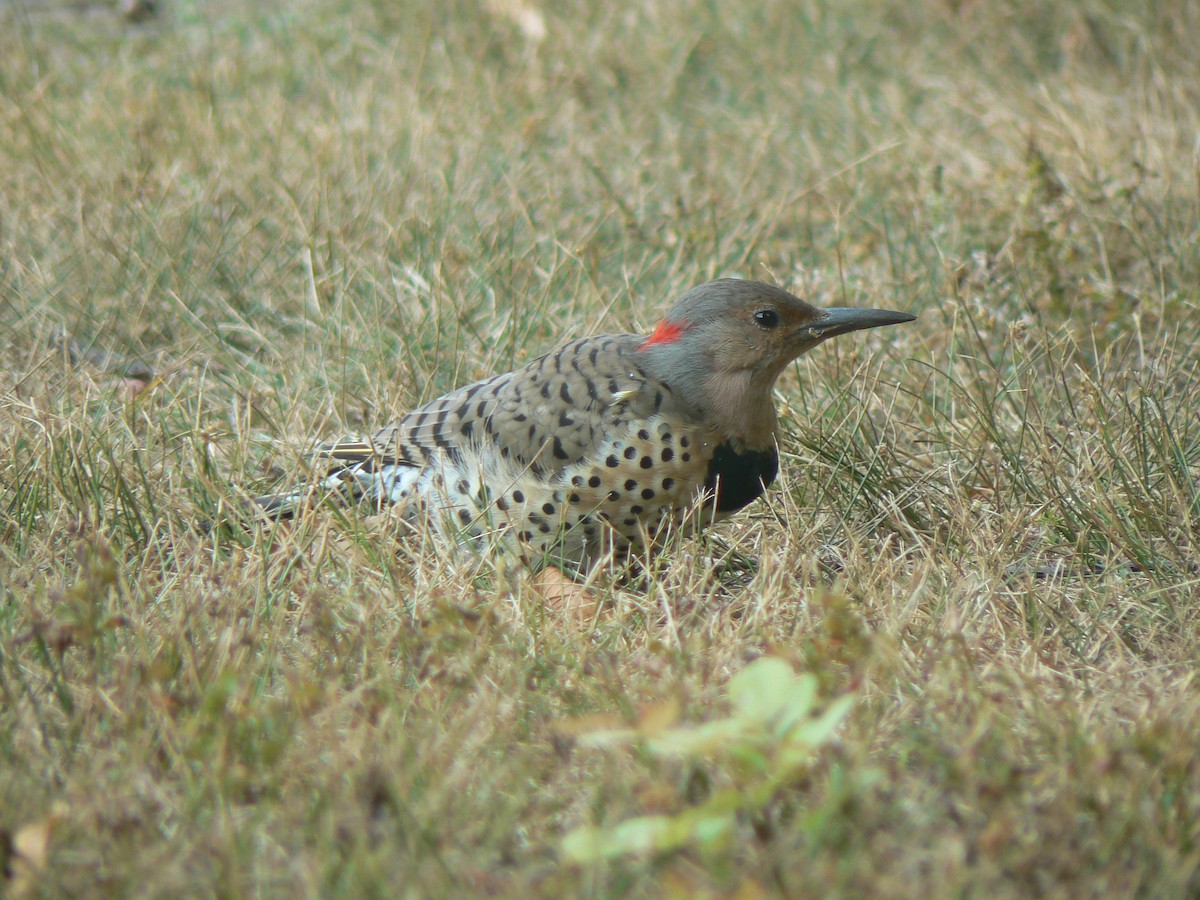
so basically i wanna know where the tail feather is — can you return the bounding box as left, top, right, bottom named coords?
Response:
left=248, top=451, right=420, bottom=520
left=249, top=490, right=309, bottom=520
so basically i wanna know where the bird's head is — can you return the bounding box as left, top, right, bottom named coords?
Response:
left=637, top=279, right=915, bottom=442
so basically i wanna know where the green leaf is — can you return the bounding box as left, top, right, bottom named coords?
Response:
left=647, top=719, right=743, bottom=757
left=688, top=812, right=735, bottom=847
left=774, top=673, right=819, bottom=738
left=561, top=816, right=679, bottom=861
left=561, top=811, right=735, bottom=863
left=727, top=657, right=804, bottom=724
left=575, top=727, right=640, bottom=748
left=786, top=694, right=855, bottom=748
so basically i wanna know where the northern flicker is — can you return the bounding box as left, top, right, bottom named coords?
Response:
left=259, top=279, right=915, bottom=568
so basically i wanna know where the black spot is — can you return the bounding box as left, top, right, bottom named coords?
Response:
left=583, top=524, right=598, bottom=538
left=553, top=436, right=570, bottom=460
left=637, top=429, right=650, bottom=440
left=661, top=448, right=674, bottom=462
left=496, top=497, right=509, bottom=511
left=457, top=509, right=472, bottom=525
left=568, top=493, right=581, bottom=503
left=623, top=517, right=637, bottom=527
left=512, top=490, right=525, bottom=503
left=630, top=504, right=644, bottom=515
left=641, top=488, right=655, bottom=500
left=518, top=531, right=533, bottom=542
left=460, top=421, right=474, bottom=439
left=681, top=452, right=691, bottom=462
left=558, top=413, right=574, bottom=428
left=540, top=383, right=552, bottom=398
left=662, top=478, right=675, bottom=490
left=560, top=383, right=572, bottom=403
left=542, top=502, right=555, bottom=515
left=704, top=444, right=779, bottom=513
left=680, top=436, right=690, bottom=448
left=639, top=456, right=653, bottom=469
left=652, top=392, right=664, bottom=411
left=624, top=479, right=638, bottom=491
left=572, top=475, right=585, bottom=487
left=605, top=455, right=620, bottom=468
left=624, top=446, right=637, bottom=460
left=538, top=522, right=552, bottom=534
left=607, top=490, right=620, bottom=501
left=515, top=413, right=527, bottom=422
left=588, top=475, right=602, bottom=488
left=455, top=480, right=469, bottom=493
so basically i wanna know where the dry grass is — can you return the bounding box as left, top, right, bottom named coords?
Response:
left=3, top=0, right=1200, bottom=895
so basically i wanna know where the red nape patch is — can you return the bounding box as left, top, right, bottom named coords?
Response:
left=642, top=319, right=690, bottom=347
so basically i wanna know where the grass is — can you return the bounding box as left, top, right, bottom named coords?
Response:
left=2, top=0, right=1200, bottom=894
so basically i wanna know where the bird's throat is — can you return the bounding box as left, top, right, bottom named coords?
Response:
left=702, top=368, right=781, bottom=447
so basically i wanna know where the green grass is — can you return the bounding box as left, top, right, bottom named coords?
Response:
left=3, top=0, right=1200, bottom=895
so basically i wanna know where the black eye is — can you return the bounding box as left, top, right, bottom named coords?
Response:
left=753, top=309, right=781, bottom=329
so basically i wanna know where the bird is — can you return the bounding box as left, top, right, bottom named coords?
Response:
left=257, top=279, right=915, bottom=570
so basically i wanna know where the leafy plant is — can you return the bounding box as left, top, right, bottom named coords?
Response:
left=562, top=657, right=854, bottom=862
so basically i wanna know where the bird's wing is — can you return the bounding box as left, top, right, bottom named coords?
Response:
left=320, top=334, right=654, bottom=474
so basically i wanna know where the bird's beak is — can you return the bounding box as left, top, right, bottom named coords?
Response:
left=802, top=306, right=917, bottom=340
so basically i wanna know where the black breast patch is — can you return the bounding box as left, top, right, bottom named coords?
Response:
left=704, top=444, right=779, bottom=513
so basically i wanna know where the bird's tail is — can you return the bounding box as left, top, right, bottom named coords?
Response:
left=247, top=458, right=404, bottom=521
left=248, top=471, right=369, bottom=520
left=245, top=436, right=416, bottom=522
left=248, top=489, right=310, bottom=520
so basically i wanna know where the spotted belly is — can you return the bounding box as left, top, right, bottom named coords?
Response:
left=337, top=415, right=775, bottom=568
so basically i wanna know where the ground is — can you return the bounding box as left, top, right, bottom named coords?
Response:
left=1, top=0, right=1199, bottom=895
